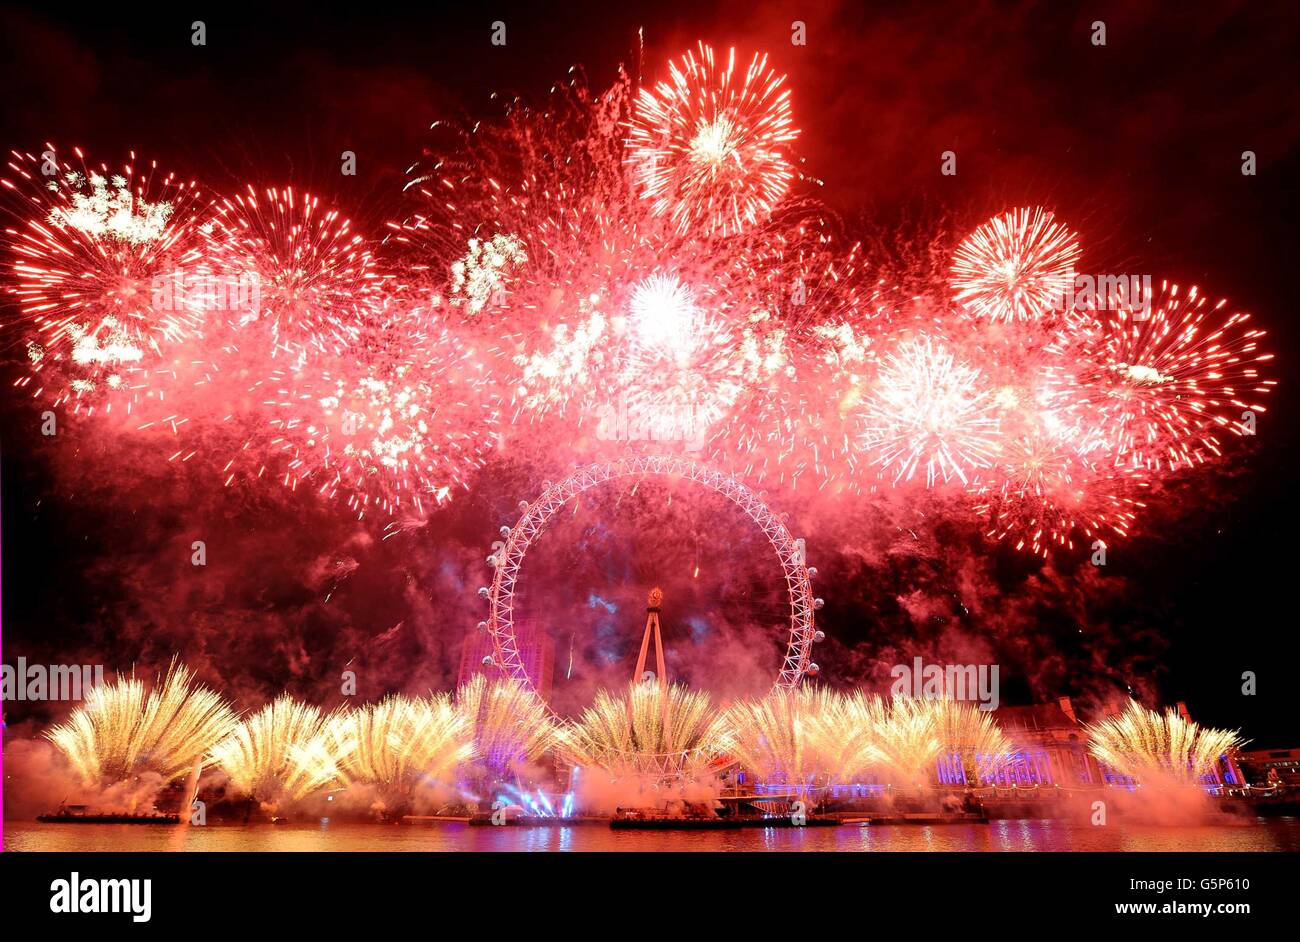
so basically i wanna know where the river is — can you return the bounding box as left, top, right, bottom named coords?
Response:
left=6, top=817, right=1299, bottom=851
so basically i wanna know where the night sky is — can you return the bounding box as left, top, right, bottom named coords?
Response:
left=2, top=1, right=1298, bottom=744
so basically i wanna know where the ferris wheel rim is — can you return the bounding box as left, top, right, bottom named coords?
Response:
left=482, top=455, right=820, bottom=696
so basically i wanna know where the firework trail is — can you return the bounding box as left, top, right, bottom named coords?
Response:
left=864, top=696, right=944, bottom=788
left=326, top=694, right=472, bottom=798
left=456, top=675, right=557, bottom=777
left=927, top=697, right=1010, bottom=785
left=725, top=687, right=817, bottom=789
left=725, top=688, right=909, bottom=789
left=46, top=661, right=236, bottom=788
left=724, top=691, right=1010, bottom=788
left=1085, top=700, right=1243, bottom=788
left=557, top=681, right=731, bottom=781
left=210, top=695, right=343, bottom=806
left=804, top=690, right=890, bottom=783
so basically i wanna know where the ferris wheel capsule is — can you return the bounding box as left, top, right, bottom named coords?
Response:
left=481, top=655, right=495, bottom=667
left=813, top=597, right=824, bottom=610
left=806, top=663, right=821, bottom=677
left=499, top=525, right=511, bottom=537
left=813, top=630, right=825, bottom=643
left=477, top=586, right=490, bottom=599
left=476, top=621, right=488, bottom=632
left=807, top=566, right=817, bottom=577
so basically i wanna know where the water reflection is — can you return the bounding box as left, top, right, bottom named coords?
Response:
left=6, top=818, right=1297, bottom=852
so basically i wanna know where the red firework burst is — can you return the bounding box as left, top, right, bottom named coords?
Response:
left=204, top=186, right=384, bottom=360
left=233, top=308, right=501, bottom=517
left=619, top=272, right=761, bottom=433
left=857, top=335, right=1000, bottom=486
left=950, top=207, right=1081, bottom=323
left=1077, top=281, right=1274, bottom=471
left=2, top=148, right=212, bottom=410
left=627, top=43, right=798, bottom=237
left=972, top=462, right=1147, bottom=558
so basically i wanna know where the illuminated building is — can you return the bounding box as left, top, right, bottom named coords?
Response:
left=458, top=618, right=555, bottom=704
left=989, top=698, right=1103, bottom=787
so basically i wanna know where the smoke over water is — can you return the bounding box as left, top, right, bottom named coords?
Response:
left=5, top=411, right=1177, bottom=723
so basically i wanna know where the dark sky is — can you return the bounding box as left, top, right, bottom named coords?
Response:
left=2, top=1, right=1298, bottom=743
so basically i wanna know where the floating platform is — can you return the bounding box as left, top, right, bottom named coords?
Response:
left=840, top=812, right=989, bottom=826
left=611, top=814, right=840, bottom=830
left=36, top=811, right=180, bottom=825
left=402, top=814, right=472, bottom=824
left=468, top=814, right=607, bottom=827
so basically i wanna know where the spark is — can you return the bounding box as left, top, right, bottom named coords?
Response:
left=1086, top=700, right=1243, bottom=788
left=46, top=661, right=236, bottom=788
left=951, top=207, right=1081, bottom=322
left=627, top=43, right=798, bottom=237
left=211, top=695, right=344, bottom=806
left=557, top=681, right=731, bottom=781
left=858, top=335, right=1000, bottom=486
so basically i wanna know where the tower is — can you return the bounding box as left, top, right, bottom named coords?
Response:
left=632, top=586, right=673, bottom=756
left=634, top=586, right=668, bottom=687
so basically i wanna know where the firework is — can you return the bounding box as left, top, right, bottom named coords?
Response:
left=1085, top=700, right=1243, bottom=787
left=210, top=695, right=343, bottom=805
left=1076, top=282, right=1274, bottom=471
left=927, top=697, right=1010, bottom=784
left=726, top=687, right=884, bottom=789
left=866, top=696, right=943, bottom=788
left=3, top=148, right=213, bottom=409
left=618, top=272, right=778, bottom=435
left=244, top=306, right=502, bottom=516
left=328, top=694, right=472, bottom=796
left=203, top=185, right=383, bottom=360
left=955, top=324, right=1149, bottom=555
left=449, top=234, right=528, bottom=315
left=0, top=43, right=1278, bottom=554
left=804, top=690, right=887, bottom=783
left=724, top=687, right=825, bottom=789
left=627, top=43, right=798, bottom=237
left=724, top=691, right=1005, bottom=788
left=972, top=461, right=1146, bottom=557
left=558, top=681, right=731, bottom=781
left=858, top=335, right=1000, bottom=486
left=951, top=207, right=1081, bottom=323
left=456, top=675, right=557, bottom=776
left=705, top=232, right=894, bottom=486
left=46, top=662, right=236, bottom=788
left=628, top=271, right=699, bottom=348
